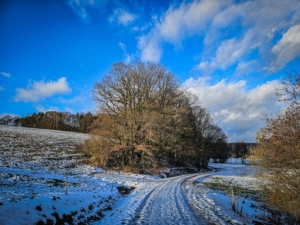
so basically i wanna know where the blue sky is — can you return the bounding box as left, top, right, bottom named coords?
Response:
left=1, top=0, right=300, bottom=142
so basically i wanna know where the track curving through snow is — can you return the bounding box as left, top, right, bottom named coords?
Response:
left=99, top=174, right=210, bottom=225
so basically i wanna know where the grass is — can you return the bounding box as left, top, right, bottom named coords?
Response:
left=203, top=180, right=264, bottom=201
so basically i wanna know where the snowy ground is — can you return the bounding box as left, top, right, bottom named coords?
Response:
left=0, top=126, right=159, bottom=225
left=198, top=162, right=268, bottom=225
left=99, top=164, right=269, bottom=225
left=0, top=126, right=269, bottom=225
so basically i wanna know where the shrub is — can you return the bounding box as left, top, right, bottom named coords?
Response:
left=250, top=71, right=300, bottom=219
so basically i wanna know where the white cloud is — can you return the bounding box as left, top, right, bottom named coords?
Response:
left=212, top=3, right=242, bottom=27
left=109, top=9, right=136, bottom=26
left=138, top=34, right=162, bottom=62
left=138, top=0, right=299, bottom=72
left=67, top=0, right=107, bottom=22
left=138, top=0, right=229, bottom=62
left=119, top=42, right=133, bottom=63
left=235, top=60, right=258, bottom=76
left=199, top=36, right=250, bottom=73
left=184, top=77, right=282, bottom=142
left=35, top=105, right=60, bottom=112
left=210, top=37, right=250, bottom=70
left=14, top=77, right=72, bottom=102
left=119, top=42, right=126, bottom=52
left=270, top=24, right=300, bottom=71
left=1, top=72, right=11, bottom=77
left=198, top=0, right=300, bottom=73
left=159, top=0, right=229, bottom=44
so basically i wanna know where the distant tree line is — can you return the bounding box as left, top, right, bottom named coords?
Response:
left=228, top=141, right=254, bottom=163
left=84, top=61, right=231, bottom=171
left=0, top=111, right=95, bottom=133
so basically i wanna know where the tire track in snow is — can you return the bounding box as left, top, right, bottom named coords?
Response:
left=99, top=179, right=163, bottom=225
left=129, top=178, right=176, bottom=225
left=100, top=174, right=208, bottom=225
left=185, top=175, right=242, bottom=225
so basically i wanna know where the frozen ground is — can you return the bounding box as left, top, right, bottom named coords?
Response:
left=0, top=126, right=158, bottom=225
left=99, top=164, right=268, bottom=225
left=0, top=126, right=269, bottom=225
left=199, top=162, right=268, bottom=225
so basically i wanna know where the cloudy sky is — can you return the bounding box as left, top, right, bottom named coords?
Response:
left=1, top=0, right=300, bottom=142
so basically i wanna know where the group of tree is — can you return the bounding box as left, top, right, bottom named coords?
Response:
left=227, top=141, right=255, bottom=164
left=0, top=111, right=95, bottom=133
left=251, top=70, right=300, bottom=221
left=84, top=61, right=230, bottom=171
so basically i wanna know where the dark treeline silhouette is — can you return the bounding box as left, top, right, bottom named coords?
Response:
left=229, top=141, right=255, bottom=163
left=0, top=111, right=95, bottom=133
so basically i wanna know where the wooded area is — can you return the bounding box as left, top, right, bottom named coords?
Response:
left=0, top=111, right=95, bottom=133
left=84, top=61, right=230, bottom=171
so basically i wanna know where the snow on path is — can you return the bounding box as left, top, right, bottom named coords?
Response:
left=100, top=165, right=263, bottom=225
left=100, top=174, right=224, bottom=225
left=185, top=175, right=242, bottom=225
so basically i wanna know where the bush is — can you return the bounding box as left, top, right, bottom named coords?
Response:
left=83, top=136, right=112, bottom=168
left=84, top=136, right=155, bottom=171
left=251, top=71, right=300, bottom=219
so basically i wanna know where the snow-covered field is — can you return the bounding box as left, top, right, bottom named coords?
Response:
left=0, top=126, right=158, bottom=225
left=0, top=125, right=269, bottom=225
left=199, top=162, right=268, bottom=225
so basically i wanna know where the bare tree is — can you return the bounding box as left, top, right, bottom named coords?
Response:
left=191, top=106, right=228, bottom=169
left=234, top=141, right=248, bottom=164
left=91, top=61, right=183, bottom=168
left=89, top=61, right=228, bottom=170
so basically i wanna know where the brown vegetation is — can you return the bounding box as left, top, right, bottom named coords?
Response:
left=84, top=61, right=229, bottom=171
left=251, top=70, right=300, bottom=220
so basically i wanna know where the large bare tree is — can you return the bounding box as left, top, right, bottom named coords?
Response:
left=90, top=61, right=228, bottom=170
